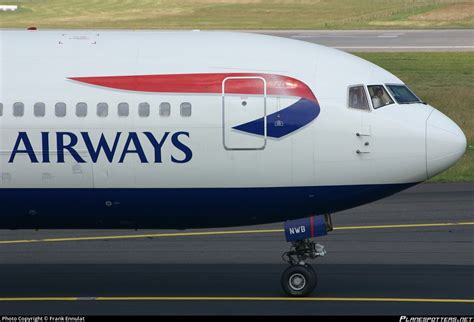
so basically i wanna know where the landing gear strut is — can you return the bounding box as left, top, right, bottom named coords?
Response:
left=280, top=214, right=332, bottom=297
left=281, top=239, right=326, bottom=296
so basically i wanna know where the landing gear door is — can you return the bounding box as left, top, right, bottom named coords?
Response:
left=222, top=77, right=267, bottom=150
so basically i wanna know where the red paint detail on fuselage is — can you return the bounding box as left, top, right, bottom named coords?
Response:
left=310, top=216, right=315, bottom=238
left=68, top=73, right=317, bottom=102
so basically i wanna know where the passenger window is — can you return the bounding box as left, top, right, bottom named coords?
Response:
left=76, top=102, right=88, bottom=117
left=0, top=103, right=3, bottom=116
left=368, top=85, right=394, bottom=109
left=118, top=102, right=129, bottom=117
left=348, top=86, right=369, bottom=111
left=138, top=102, right=150, bottom=117
left=55, top=102, right=67, bottom=117
left=34, top=102, right=46, bottom=117
left=13, top=102, right=24, bottom=117
left=159, top=102, right=171, bottom=117
left=97, top=102, right=108, bottom=117
left=180, top=102, right=192, bottom=117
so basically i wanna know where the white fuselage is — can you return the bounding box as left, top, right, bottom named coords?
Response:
left=0, top=30, right=466, bottom=229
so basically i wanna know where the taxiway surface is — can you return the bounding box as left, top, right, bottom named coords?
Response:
left=259, top=29, right=474, bottom=51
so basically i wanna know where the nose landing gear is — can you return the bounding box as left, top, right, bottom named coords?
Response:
left=281, top=239, right=326, bottom=296
left=280, top=214, right=331, bottom=297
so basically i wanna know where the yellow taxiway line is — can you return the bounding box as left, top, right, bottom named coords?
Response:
left=0, top=221, right=472, bottom=245
left=0, top=296, right=472, bottom=303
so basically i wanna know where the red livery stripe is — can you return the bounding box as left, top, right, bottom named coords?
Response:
left=69, top=73, right=317, bottom=102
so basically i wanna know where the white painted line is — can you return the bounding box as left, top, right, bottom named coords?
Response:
left=291, top=35, right=318, bottom=38
left=334, top=46, right=474, bottom=49
left=0, top=5, right=17, bottom=11
left=292, top=35, right=376, bottom=39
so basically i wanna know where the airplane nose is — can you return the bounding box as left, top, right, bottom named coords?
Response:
left=426, top=109, right=467, bottom=178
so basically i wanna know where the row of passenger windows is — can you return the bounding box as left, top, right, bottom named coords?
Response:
left=0, top=102, right=192, bottom=118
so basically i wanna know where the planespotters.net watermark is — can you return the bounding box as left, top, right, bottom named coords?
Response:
left=2, top=317, right=85, bottom=322
left=400, top=317, right=473, bottom=322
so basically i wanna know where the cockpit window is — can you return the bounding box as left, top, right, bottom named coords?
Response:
left=368, top=85, right=394, bottom=109
left=386, top=84, right=421, bottom=104
left=348, top=85, right=370, bottom=111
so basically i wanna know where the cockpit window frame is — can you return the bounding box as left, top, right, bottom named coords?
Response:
left=347, top=84, right=372, bottom=112
left=385, top=83, right=423, bottom=104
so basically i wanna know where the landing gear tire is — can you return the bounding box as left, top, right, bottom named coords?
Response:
left=281, top=264, right=317, bottom=297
